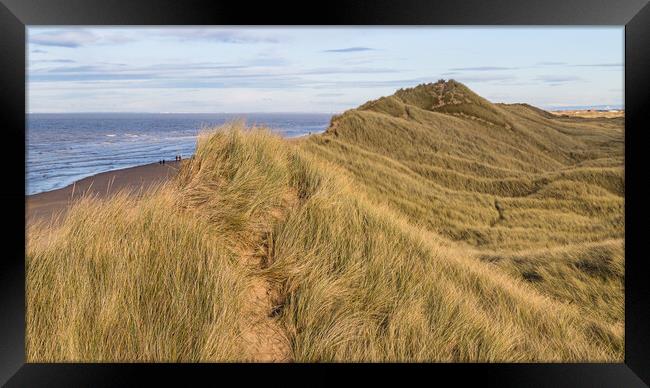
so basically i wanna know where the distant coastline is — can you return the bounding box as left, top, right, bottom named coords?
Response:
left=27, top=112, right=331, bottom=195
left=550, top=109, right=624, bottom=118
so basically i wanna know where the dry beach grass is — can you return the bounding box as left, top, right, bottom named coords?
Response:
left=26, top=80, right=624, bottom=362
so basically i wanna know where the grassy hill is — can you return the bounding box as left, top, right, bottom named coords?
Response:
left=26, top=80, right=624, bottom=362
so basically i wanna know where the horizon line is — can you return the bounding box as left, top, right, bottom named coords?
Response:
left=27, top=104, right=625, bottom=115
left=27, top=111, right=340, bottom=115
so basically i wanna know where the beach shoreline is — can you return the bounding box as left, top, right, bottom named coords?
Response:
left=550, top=109, right=624, bottom=118
left=26, top=130, right=317, bottom=225
left=27, top=160, right=181, bottom=224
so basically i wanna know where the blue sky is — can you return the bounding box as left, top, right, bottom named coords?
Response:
left=27, top=27, right=623, bottom=113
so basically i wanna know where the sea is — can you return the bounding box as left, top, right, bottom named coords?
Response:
left=27, top=113, right=332, bottom=195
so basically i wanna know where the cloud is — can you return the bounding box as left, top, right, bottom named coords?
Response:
left=306, top=75, right=515, bottom=90
left=30, top=30, right=100, bottom=48
left=453, top=74, right=517, bottom=83
left=29, top=73, right=156, bottom=82
left=45, top=65, right=105, bottom=73
left=28, top=59, right=401, bottom=88
left=535, top=75, right=582, bottom=85
left=323, top=47, right=375, bottom=53
left=30, top=61, right=244, bottom=77
left=317, top=92, right=345, bottom=96
left=28, top=57, right=510, bottom=94
left=146, top=63, right=248, bottom=71
left=449, top=66, right=513, bottom=71
left=299, top=67, right=399, bottom=75
left=246, top=57, right=290, bottom=66
left=29, top=29, right=134, bottom=48
left=573, top=63, right=622, bottom=67
left=158, top=29, right=280, bottom=44
left=31, top=49, right=47, bottom=54
left=31, top=59, right=76, bottom=64
left=535, top=62, right=621, bottom=68
left=146, top=77, right=305, bottom=89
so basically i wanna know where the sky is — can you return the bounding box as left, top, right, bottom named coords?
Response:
left=27, top=27, right=624, bottom=113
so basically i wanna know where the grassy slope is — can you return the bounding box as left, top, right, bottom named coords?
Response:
left=27, top=80, right=624, bottom=362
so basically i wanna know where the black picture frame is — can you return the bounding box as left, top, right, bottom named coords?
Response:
left=1, top=0, right=648, bottom=386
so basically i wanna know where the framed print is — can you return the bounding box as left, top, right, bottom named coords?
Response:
left=1, top=0, right=649, bottom=386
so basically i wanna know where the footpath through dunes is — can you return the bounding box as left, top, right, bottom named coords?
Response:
left=26, top=81, right=624, bottom=362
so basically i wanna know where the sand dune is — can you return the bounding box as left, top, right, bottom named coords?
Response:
left=26, top=80, right=624, bottom=362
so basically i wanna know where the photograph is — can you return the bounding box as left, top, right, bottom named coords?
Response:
left=25, top=26, right=625, bottom=363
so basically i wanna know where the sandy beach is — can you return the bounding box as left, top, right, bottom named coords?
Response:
left=550, top=109, right=624, bottom=118
left=27, top=161, right=180, bottom=224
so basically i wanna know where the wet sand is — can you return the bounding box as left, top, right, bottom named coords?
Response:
left=27, top=161, right=181, bottom=224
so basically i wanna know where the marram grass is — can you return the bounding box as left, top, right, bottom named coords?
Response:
left=27, top=81, right=624, bottom=362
